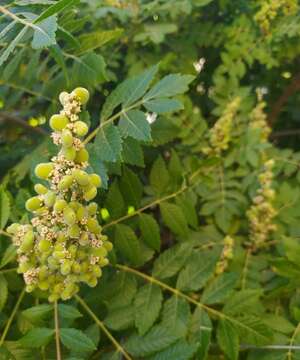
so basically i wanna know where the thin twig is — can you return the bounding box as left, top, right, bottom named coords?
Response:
left=0, top=112, right=47, bottom=136
left=54, top=301, right=62, bottom=360
left=0, top=288, right=25, bottom=346
left=75, top=295, right=132, bottom=360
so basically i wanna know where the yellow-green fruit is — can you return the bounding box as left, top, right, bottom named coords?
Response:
left=63, top=206, right=76, bottom=225
left=49, top=114, right=69, bottom=131
left=84, top=186, right=97, bottom=201
left=72, top=262, right=81, bottom=273
left=25, top=284, right=35, bottom=293
left=87, top=218, right=101, bottom=234
left=38, top=266, right=48, bottom=280
left=103, top=241, right=113, bottom=251
left=99, top=258, right=109, bottom=267
left=7, top=223, right=20, bottom=234
left=63, top=147, right=76, bottom=161
left=92, top=266, right=102, bottom=277
left=25, top=196, right=42, bottom=212
left=54, top=199, right=67, bottom=212
left=34, top=183, right=48, bottom=195
left=48, top=293, right=59, bottom=302
left=88, top=203, right=98, bottom=215
left=79, top=232, right=89, bottom=246
left=20, top=231, right=35, bottom=251
left=76, top=206, right=86, bottom=221
left=61, top=261, right=72, bottom=275
left=38, top=239, right=51, bottom=252
left=86, top=277, right=97, bottom=287
left=35, top=163, right=53, bottom=179
left=44, top=191, right=56, bottom=207
left=92, top=247, right=107, bottom=258
left=90, top=174, right=101, bottom=187
left=68, top=224, right=80, bottom=238
left=74, top=121, right=88, bottom=137
left=75, top=148, right=89, bottom=163
left=38, top=281, right=49, bottom=291
left=58, top=175, right=73, bottom=190
left=61, top=129, right=73, bottom=148
left=73, top=169, right=90, bottom=186
left=73, top=87, right=89, bottom=105
left=18, top=261, right=31, bottom=273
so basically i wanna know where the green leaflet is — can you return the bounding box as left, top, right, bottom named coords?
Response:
left=119, top=110, right=151, bottom=141
left=152, top=242, right=193, bottom=279
left=19, top=328, right=54, bottom=348
left=201, top=272, right=239, bottom=304
left=217, top=319, right=239, bottom=360
left=0, top=275, right=8, bottom=311
left=94, top=124, right=123, bottom=163
left=160, top=202, right=189, bottom=238
left=0, top=188, right=10, bottom=229
left=60, top=328, right=96, bottom=352
left=125, top=324, right=181, bottom=357
left=176, top=251, right=218, bottom=292
left=139, top=213, right=161, bottom=251
left=134, top=283, right=163, bottom=335
left=114, top=224, right=140, bottom=265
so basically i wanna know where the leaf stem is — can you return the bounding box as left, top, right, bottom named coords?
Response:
left=54, top=301, right=62, bottom=360
left=287, top=321, right=300, bottom=360
left=0, top=288, right=25, bottom=346
left=75, top=295, right=132, bottom=360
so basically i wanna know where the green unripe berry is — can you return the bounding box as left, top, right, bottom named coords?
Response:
left=35, top=163, right=53, bottom=179
left=38, top=266, right=48, bottom=280
left=38, top=239, right=51, bottom=252
left=35, top=206, right=47, bottom=215
left=90, top=174, right=101, bottom=187
left=68, top=224, right=80, bottom=238
left=88, top=203, right=98, bottom=215
left=73, top=169, right=90, bottom=186
left=84, top=186, right=97, bottom=201
left=79, top=232, right=89, bottom=246
left=75, top=148, right=89, bottom=163
left=86, top=277, right=97, bottom=287
left=7, top=223, right=20, bottom=234
left=54, top=199, right=67, bottom=212
left=77, top=249, right=86, bottom=260
left=20, top=231, right=35, bottom=252
left=74, top=121, right=88, bottom=137
left=18, top=261, right=31, bottom=273
left=49, top=114, right=69, bottom=131
left=69, top=201, right=80, bottom=210
left=53, top=251, right=65, bottom=260
left=76, top=206, right=86, bottom=221
left=103, top=241, right=113, bottom=251
left=68, top=245, right=77, bottom=256
left=63, top=147, right=76, bottom=161
left=44, top=191, right=56, bottom=208
left=48, top=293, right=60, bottom=302
left=34, top=184, right=48, bottom=195
left=92, top=266, right=102, bottom=277
left=99, top=258, right=109, bottom=267
left=25, top=284, right=35, bottom=293
left=58, top=175, right=73, bottom=190
left=87, top=218, right=101, bottom=234
left=38, top=281, right=49, bottom=291
left=61, top=129, right=73, bottom=148
left=92, top=247, right=107, bottom=258
left=63, top=206, right=76, bottom=225
left=73, top=87, right=89, bottom=105
left=72, top=262, right=82, bottom=273
left=61, top=261, right=72, bottom=275
left=25, top=196, right=42, bottom=212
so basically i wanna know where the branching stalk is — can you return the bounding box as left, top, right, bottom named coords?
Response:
left=54, top=301, right=62, bottom=360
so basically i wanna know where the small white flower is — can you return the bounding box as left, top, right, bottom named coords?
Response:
left=146, top=112, right=157, bottom=124
left=193, top=57, right=206, bottom=73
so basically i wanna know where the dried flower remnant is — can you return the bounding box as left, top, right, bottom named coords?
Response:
left=7, top=87, right=113, bottom=302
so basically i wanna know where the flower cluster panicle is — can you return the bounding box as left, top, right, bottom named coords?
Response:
left=247, top=159, right=277, bottom=247
left=7, top=87, right=113, bottom=302
left=249, top=90, right=271, bottom=141
left=202, top=97, right=241, bottom=156
left=254, top=0, right=298, bottom=34
left=215, top=235, right=234, bottom=275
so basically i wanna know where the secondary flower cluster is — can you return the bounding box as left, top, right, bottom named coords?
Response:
left=254, top=0, right=298, bottom=34
left=249, top=91, right=271, bottom=142
left=7, top=88, right=113, bottom=302
left=247, top=159, right=277, bottom=247
left=215, top=235, right=234, bottom=275
left=202, top=97, right=240, bottom=156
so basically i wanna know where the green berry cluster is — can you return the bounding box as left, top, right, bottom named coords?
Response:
left=7, top=87, right=113, bottom=302
left=202, top=97, right=240, bottom=156
left=247, top=159, right=277, bottom=247
left=215, top=235, right=234, bottom=275
left=254, top=0, right=298, bottom=34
